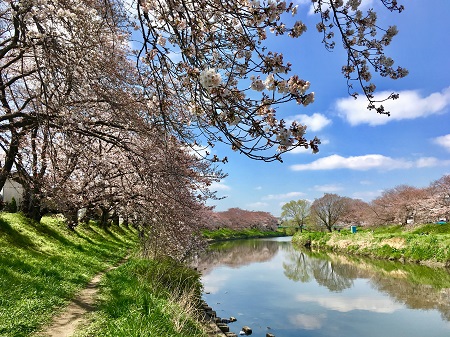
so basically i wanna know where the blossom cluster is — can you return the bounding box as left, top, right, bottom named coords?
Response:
left=289, top=21, right=307, bottom=38
left=276, top=128, right=293, bottom=147
left=263, top=52, right=290, bottom=74
left=250, top=74, right=311, bottom=95
left=347, top=0, right=362, bottom=11
left=199, top=68, right=222, bottom=91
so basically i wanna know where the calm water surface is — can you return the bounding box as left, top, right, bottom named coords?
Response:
left=194, top=237, right=450, bottom=337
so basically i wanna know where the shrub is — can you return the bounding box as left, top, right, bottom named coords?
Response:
left=6, top=197, right=18, bottom=213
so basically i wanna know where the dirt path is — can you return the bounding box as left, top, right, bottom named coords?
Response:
left=38, top=257, right=128, bottom=337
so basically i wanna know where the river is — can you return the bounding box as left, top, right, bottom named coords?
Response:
left=193, top=236, right=450, bottom=337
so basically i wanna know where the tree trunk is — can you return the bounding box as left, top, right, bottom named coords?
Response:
left=122, top=215, right=129, bottom=228
left=112, top=213, right=119, bottom=226
left=99, top=207, right=110, bottom=228
left=22, top=188, right=43, bottom=222
left=0, top=132, right=20, bottom=191
left=64, top=209, right=79, bottom=230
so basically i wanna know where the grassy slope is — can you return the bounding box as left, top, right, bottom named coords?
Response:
left=0, top=212, right=207, bottom=337
left=292, top=223, right=450, bottom=266
left=0, top=212, right=138, bottom=337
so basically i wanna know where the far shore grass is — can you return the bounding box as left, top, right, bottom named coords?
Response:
left=292, top=223, right=450, bottom=267
left=201, top=227, right=287, bottom=241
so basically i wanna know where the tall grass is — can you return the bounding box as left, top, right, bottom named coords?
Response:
left=76, top=258, right=207, bottom=337
left=0, top=212, right=138, bottom=337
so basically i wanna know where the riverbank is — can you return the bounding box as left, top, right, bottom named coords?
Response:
left=202, top=227, right=287, bottom=241
left=291, top=223, right=450, bottom=267
left=0, top=212, right=208, bottom=337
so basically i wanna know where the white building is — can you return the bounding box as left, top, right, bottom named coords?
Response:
left=1, top=176, right=24, bottom=206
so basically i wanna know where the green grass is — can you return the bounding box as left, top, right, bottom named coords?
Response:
left=291, top=231, right=328, bottom=247
left=0, top=212, right=138, bottom=337
left=76, top=258, right=206, bottom=337
left=202, top=227, right=286, bottom=241
left=410, top=223, right=450, bottom=235
left=292, top=223, right=450, bottom=265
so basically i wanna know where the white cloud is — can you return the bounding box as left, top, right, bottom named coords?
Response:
left=247, top=201, right=269, bottom=209
left=291, top=154, right=412, bottom=171
left=210, top=181, right=231, bottom=191
left=288, top=146, right=309, bottom=154
left=289, top=314, right=324, bottom=330
left=336, top=87, right=450, bottom=126
left=433, top=134, right=450, bottom=152
left=263, top=191, right=305, bottom=200
left=290, top=154, right=449, bottom=171
left=296, top=294, right=403, bottom=313
left=303, top=0, right=375, bottom=15
left=416, top=157, right=440, bottom=168
left=352, top=190, right=383, bottom=201
left=313, top=184, right=343, bottom=192
left=286, top=113, right=332, bottom=132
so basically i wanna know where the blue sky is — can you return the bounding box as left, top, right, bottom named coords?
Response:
left=207, top=0, right=450, bottom=217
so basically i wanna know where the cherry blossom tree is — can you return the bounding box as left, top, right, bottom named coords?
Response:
left=1, top=0, right=409, bottom=187
left=369, top=185, right=431, bottom=226
left=1, top=0, right=410, bottom=259
left=340, top=197, right=370, bottom=226
left=430, top=175, right=450, bottom=221
left=206, top=207, right=278, bottom=230
left=0, top=0, right=136, bottom=190
left=35, top=126, right=224, bottom=259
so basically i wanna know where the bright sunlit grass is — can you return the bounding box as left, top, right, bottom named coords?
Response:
left=0, top=212, right=138, bottom=337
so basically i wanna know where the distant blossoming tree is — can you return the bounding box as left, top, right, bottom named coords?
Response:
left=369, top=185, right=430, bottom=226
left=205, top=207, right=278, bottom=230
left=430, top=175, right=450, bottom=221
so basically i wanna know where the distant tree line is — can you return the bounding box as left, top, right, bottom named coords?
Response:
left=204, top=208, right=279, bottom=231
left=282, top=174, right=450, bottom=232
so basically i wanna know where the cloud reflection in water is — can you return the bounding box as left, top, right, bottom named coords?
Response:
left=296, top=294, right=403, bottom=313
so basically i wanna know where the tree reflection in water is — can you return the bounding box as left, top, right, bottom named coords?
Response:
left=196, top=237, right=450, bottom=337
left=192, top=238, right=282, bottom=275
left=283, top=245, right=450, bottom=321
left=194, top=238, right=450, bottom=322
left=283, top=245, right=356, bottom=292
